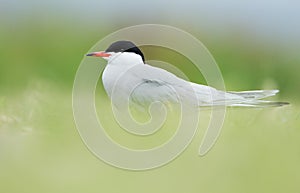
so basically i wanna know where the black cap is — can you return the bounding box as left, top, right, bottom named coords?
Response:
left=105, top=41, right=145, bottom=62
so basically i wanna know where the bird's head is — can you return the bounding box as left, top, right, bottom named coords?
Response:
left=86, top=40, right=145, bottom=64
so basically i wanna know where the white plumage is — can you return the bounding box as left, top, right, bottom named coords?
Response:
left=101, top=52, right=286, bottom=108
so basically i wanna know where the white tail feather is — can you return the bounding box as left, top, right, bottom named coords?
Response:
left=228, top=90, right=279, bottom=100
left=199, top=90, right=289, bottom=107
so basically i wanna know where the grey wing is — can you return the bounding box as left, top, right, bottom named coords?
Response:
left=130, top=79, right=179, bottom=106
left=129, top=64, right=205, bottom=107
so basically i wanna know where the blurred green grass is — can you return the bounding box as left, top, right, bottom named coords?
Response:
left=0, top=20, right=299, bottom=99
left=1, top=20, right=300, bottom=193
left=0, top=84, right=299, bottom=193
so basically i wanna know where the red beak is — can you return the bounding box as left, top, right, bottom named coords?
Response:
left=86, top=51, right=111, bottom=57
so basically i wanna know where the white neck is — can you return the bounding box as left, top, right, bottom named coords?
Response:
left=102, top=52, right=144, bottom=97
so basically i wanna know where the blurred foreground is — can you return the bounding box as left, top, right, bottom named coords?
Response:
left=0, top=83, right=299, bottom=193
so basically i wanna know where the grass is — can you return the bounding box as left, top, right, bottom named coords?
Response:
left=0, top=81, right=299, bottom=193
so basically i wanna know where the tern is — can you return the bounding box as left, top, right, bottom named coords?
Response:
left=86, top=41, right=288, bottom=108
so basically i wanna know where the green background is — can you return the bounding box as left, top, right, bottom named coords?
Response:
left=1, top=1, right=299, bottom=193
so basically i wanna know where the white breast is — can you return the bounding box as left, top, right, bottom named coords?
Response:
left=102, top=52, right=144, bottom=98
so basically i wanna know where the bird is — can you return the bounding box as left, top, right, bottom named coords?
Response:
left=86, top=40, right=288, bottom=109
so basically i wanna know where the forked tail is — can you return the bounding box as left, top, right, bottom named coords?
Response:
left=227, top=90, right=289, bottom=107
